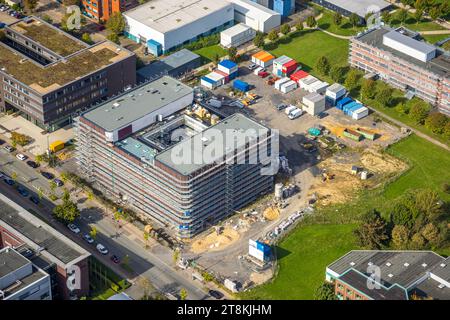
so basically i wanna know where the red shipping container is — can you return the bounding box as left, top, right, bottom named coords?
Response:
left=282, top=60, right=298, bottom=75
left=290, top=70, right=309, bottom=83
left=214, top=69, right=230, bottom=83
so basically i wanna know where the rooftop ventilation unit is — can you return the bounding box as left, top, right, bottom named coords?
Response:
left=441, top=263, right=447, bottom=268
left=388, top=274, right=394, bottom=278
left=386, top=262, right=392, bottom=267
left=350, top=262, right=355, bottom=266
left=422, top=263, right=428, bottom=268
left=438, top=283, right=446, bottom=289
left=404, top=263, right=410, bottom=267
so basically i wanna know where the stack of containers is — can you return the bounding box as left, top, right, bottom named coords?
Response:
left=233, top=80, right=250, bottom=92
left=299, top=75, right=319, bottom=91
left=336, top=97, right=353, bottom=110
left=200, top=72, right=225, bottom=89
left=252, top=51, right=275, bottom=68
left=282, top=59, right=298, bottom=77
left=309, top=81, right=329, bottom=94
left=274, top=77, right=291, bottom=90
left=214, top=69, right=230, bottom=83
left=351, top=106, right=369, bottom=120
left=280, top=80, right=297, bottom=94
left=290, top=70, right=309, bottom=84
left=325, top=83, right=346, bottom=106
left=343, top=101, right=363, bottom=116
left=218, top=60, right=239, bottom=81
left=272, top=56, right=291, bottom=77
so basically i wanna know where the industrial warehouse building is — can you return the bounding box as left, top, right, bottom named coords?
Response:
left=349, top=27, right=450, bottom=115
left=228, top=0, right=281, bottom=33
left=123, top=0, right=234, bottom=55
left=326, top=250, right=450, bottom=300
left=76, top=76, right=275, bottom=238
left=312, top=0, right=391, bottom=23
left=221, top=23, right=256, bottom=48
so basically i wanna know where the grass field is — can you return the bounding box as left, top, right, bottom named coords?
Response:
left=315, top=6, right=365, bottom=36
left=194, top=45, right=227, bottom=63
left=389, top=13, right=446, bottom=32
left=268, top=30, right=349, bottom=75
left=421, top=34, right=450, bottom=45
left=240, top=224, right=357, bottom=300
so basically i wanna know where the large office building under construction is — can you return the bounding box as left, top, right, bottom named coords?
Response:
left=76, top=76, right=275, bottom=238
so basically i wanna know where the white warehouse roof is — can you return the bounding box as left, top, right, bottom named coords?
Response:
left=383, top=30, right=436, bottom=62
left=221, top=23, right=253, bottom=37
left=124, top=0, right=233, bottom=34
left=227, top=0, right=280, bottom=22
left=322, top=0, right=391, bottom=18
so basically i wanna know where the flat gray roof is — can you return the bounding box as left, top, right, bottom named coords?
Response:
left=430, top=257, right=450, bottom=282
left=162, top=49, right=201, bottom=69
left=0, top=248, right=30, bottom=278
left=0, top=194, right=89, bottom=266
left=355, top=27, right=450, bottom=77
left=326, top=83, right=345, bottom=94
left=304, top=92, right=325, bottom=103
left=83, top=76, right=193, bottom=132
left=155, top=113, right=269, bottom=175
left=328, top=250, right=445, bottom=289
left=322, top=0, right=391, bottom=18
left=384, top=30, right=436, bottom=56
left=412, top=277, right=450, bottom=300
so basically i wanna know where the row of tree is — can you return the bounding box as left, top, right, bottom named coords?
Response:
left=354, top=189, right=448, bottom=251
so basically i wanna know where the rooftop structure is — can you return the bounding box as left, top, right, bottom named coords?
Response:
left=227, top=0, right=281, bottom=33
left=326, top=83, right=346, bottom=94
left=312, top=0, right=391, bottom=19
left=326, top=250, right=450, bottom=300
left=383, top=30, right=436, bottom=63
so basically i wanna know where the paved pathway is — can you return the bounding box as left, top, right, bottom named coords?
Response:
left=419, top=30, right=450, bottom=35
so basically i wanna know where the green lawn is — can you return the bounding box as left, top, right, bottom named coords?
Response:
left=421, top=34, right=450, bottom=45
left=315, top=6, right=365, bottom=36
left=194, top=45, right=227, bottom=64
left=390, top=14, right=446, bottom=32
left=268, top=30, right=349, bottom=75
left=240, top=224, right=358, bottom=300
left=384, top=134, right=450, bottom=201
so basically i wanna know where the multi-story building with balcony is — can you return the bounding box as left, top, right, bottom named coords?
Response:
left=349, top=26, right=450, bottom=115
left=82, top=0, right=139, bottom=22
left=76, top=76, right=275, bottom=238
left=0, top=16, right=136, bottom=132
left=326, top=250, right=450, bottom=300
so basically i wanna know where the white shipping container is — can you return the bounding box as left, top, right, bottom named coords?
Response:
left=352, top=107, right=369, bottom=120
left=280, top=80, right=297, bottom=94
left=220, top=23, right=256, bottom=48
left=299, top=75, right=319, bottom=91
left=310, top=81, right=329, bottom=94
left=274, top=77, right=290, bottom=90
left=249, top=246, right=264, bottom=261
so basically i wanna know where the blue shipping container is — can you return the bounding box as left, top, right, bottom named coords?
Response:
left=147, top=39, right=163, bottom=57
left=229, top=70, right=238, bottom=80
left=344, top=102, right=362, bottom=115
left=336, top=97, right=353, bottom=110
left=233, top=80, right=250, bottom=92
left=201, top=76, right=215, bottom=85
left=219, top=59, right=238, bottom=70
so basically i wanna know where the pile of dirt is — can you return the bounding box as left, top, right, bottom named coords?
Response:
left=263, top=207, right=280, bottom=221
left=360, top=149, right=408, bottom=174
left=190, top=227, right=240, bottom=254
left=250, top=269, right=274, bottom=286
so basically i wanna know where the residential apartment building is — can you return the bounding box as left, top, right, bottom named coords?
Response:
left=0, top=194, right=91, bottom=300
left=326, top=250, right=450, bottom=300
left=0, top=247, right=52, bottom=300
left=76, top=76, right=275, bottom=238
left=82, top=0, right=139, bottom=22
left=349, top=27, right=450, bottom=115
left=0, top=16, right=136, bottom=132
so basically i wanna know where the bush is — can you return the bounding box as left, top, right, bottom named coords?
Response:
left=424, top=113, right=448, bottom=134
left=409, top=101, right=430, bottom=124
left=280, top=23, right=291, bottom=35
left=10, top=131, right=32, bottom=146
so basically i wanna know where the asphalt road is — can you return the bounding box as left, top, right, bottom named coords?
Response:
left=0, top=147, right=209, bottom=300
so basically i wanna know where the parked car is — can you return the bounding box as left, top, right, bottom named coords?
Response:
left=3, top=178, right=14, bottom=186
left=26, top=160, right=39, bottom=168
left=96, top=243, right=109, bottom=255
left=110, top=255, right=120, bottom=264
left=67, top=223, right=81, bottom=234
left=3, top=145, right=15, bottom=153
left=208, top=290, right=224, bottom=299
left=258, top=71, right=269, bottom=78
left=29, top=196, right=40, bottom=205
left=247, top=63, right=257, bottom=70
left=17, top=186, right=29, bottom=197
left=16, top=153, right=27, bottom=161
left=276, top=103, right=287, bottom=111
left=0, top=139, right=5, bottom=145
left=54, top=178, right=64, bottom=187
left=41, top=171, right=54, bottom=180
left=83, top=234, right=94, bottom=244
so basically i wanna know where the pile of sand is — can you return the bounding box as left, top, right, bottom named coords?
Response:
left=263, top=207, right=280, bottom=221
left=360, top=149, right=407, bottom=174
left=250, top=269, right=274, bottom=286
left=190, top=227, right=240, bottom=254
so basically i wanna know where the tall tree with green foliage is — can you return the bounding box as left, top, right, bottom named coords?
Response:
left=81, top=33, right=93, bottom=45
left=396, top=9, right=408, bottom=25
left=344, top=69, right=359, bottom=90
left=391, top=225, right=410, bottom=249
left=253, top=32, right=265, bottom=48
left=409, top=102, right=430, bottom=124
left=425, top=113, right=448, bottom=134
left=429, top=7, right=440, bottom=21
left=315, top=56, right=330, bottom=76
left=354, top=210, right=389, bottom=250
left=306, top=16, right=317, bottom=28
left=329, top=66, right=345, bottom=83
left=295, top=20, right=304, bottom=31
left=227, top=47, right=238, bottom=62
left=267, top=29, right=279, bottom=42
left=376, top=85, right=393, bottom=106
left=280, top=23, right=291, bottom=35
left=314, top=282, right=337, bottom=300
left=180, top=288, right=188, bottom=300
left=414, top=8, right=424, bottom=23
left=106, top=12, right=126, bottom=35
left=361, top=79, right=377, bottom=99
left=349, top=13, right=360, bottom=29
left=382, top=11, right=391, bottom=24
left=52, top=190, right=80, bottom=223
left=333, top=12, right=342, bottom=26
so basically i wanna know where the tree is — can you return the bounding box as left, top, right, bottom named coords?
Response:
left=180, top=288, right=188, bottom=300
left=227, top=47, right=238, bottom=62
left=414, top=189, right=443, bottom=223
left=425, top=113, right=448, bottom=134
left=37, top=187, right=44, bottom=200
left=391, top=225, right=410, bottom=249
left=395, top=102, right=410, bottom=115
left=409, top=102, right=430, bottom=124
left=295, top=20, right=304, bottom=31
left=52, top=190, right=80, bottom=223
left=396, top=9, right=408, bottom=25
left=267, top=29, right=278, bottom=42
left=172, top=249, right=180, bottom=264
left=306, top=16, right=317, bottom=28
left=280, top=23, right=290, bottom=35
left=11, top=131, right=32, bottom=146
left=24, top=0, right=38, bottom=13
left=106, top=12, right=126, bottom=35
left=361, top=79, right=377, bottom=100
left=421, top=223, right=440, bottom=246
left=444, top=121, right=450, bottom=140
left=143, top=231, right=150, bottom=248
left=253, top=32, right=265, bottom=48
left=382, top=11, right=391, bottom=24
left=63, top=0, right=81, bottom=6
left=329, top=66, right=345, bottom=83
left=314, top=282, right=337, bottom=300
left=410, top=232, right=426, bottom=249
left=81, top=33, right=93, bottom=45
left=414, top=8, right=424, bottom=24
left=333, top=12, right=342, bottom=26
left=89, top=226, right=98, bottom=240
left=429, top=7, right=440, bottom=21
left=315, top=56, right=330, bottom=76
left=349, top=13, right=360, bottom=29
left=414, top=0, right=426, bottom=10
left=344, top=69, right=359, bottom=90
left=376, top=86, right=393, bottom=106
left=107, top=32, right=120, bottom=44
left=138, top=277, right=152, bottom=300
left=354, top=210, right=389, bottom=249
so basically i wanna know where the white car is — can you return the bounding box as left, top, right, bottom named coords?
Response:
left=83, top=234, right=94, bottom=244
left=16, top=153, right=27, bottom=161
left=67, top=223, right=80, bottom=234
left=96, top=243, right=109, bottom=255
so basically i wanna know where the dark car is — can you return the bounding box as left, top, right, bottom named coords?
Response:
left=276, top=103, right=287, bottom=111
left=110, top=255, right=120, bottom=264
left=0, top=139, right=5, bottom=145
left=26, top=160, right=39, bottom=168
left=41, top=171, right=54, bottom=180
left=54, top=178, right=64, bottom=187
left=208, top=290, right=223, bottom=299
left=3, top=178, right=14, bottom=186
left=17, top=186, right=29, bottom=197
left=29, top=196, right=40, bottom=205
